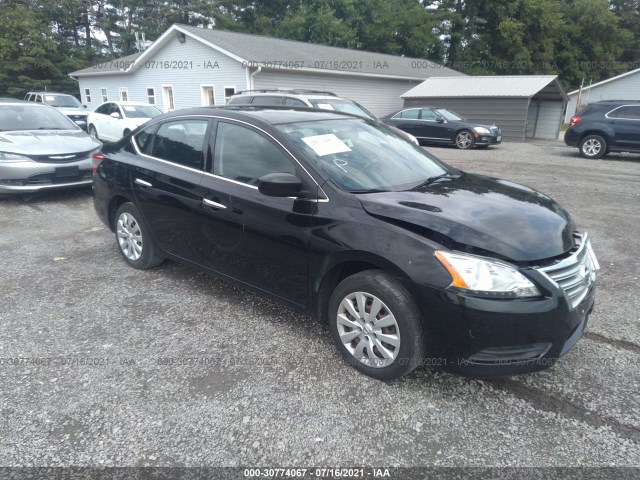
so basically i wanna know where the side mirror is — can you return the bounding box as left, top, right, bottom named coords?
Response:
left=258, top=173, right=303, bottom=197
left=110, top=112, right=121, bottom=119
left=436, top=117, right=445, bottom=123
left=83, top=105, right=88, bottom=108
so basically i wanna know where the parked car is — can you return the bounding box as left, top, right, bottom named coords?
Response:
left=564, top=100, right=640, bottom=158
left=0, top=100, right=101, bottom=194
left=382, top=107, right=502, bottom=149
left=87, top=101, right=162, bottom=142
left=24, top=91, right=89, bottom=130
left=93, top=106, right=598, bottom=380
left=228, top=89, right=419, bottom=144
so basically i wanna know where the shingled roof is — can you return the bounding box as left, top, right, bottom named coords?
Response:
left=70, top=24, right=463, bottom=80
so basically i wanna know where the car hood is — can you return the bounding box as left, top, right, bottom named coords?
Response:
left=56, top=107, right=88, bottom=116
left=358, top=173, right=575, bottom=262
left=0, top=130, right=101, bottom=155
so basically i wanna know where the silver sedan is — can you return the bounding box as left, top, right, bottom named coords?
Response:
left=0, top=100, right=101, bottom=195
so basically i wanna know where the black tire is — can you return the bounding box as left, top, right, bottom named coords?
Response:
left=328, top=270, right=425, bottom=380
left=455, top=130, right=475, bottom=149
left=88, top=124, right=99, bottom=141
left=114, top=202, right=163, bottom=269
left=579, top=134, right=607, bottom=159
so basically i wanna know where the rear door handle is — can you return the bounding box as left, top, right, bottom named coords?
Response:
left=134, top=178, right=152, bottom=187
left=202, top=198, right=227, bottom=209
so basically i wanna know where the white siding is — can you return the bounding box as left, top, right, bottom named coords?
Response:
left=77, top=36, right=248, bottom=112
left=564, top=71, right=640, bottom=123
left=253, top=70, right=423, bottom=117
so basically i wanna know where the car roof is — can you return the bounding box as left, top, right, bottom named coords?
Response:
left=158, top=105, right=368, bottom=126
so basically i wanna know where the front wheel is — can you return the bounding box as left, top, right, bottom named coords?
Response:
left=579, top=134, right=607, bottom=159
left=328, top=270, right=425, bottom=380
left=114, top=203, right=163, bottom=269
left=455, top=130, right=475, bottom=149
left=88, top=125, right=99, bottom=141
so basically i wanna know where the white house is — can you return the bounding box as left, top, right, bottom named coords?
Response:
left=564, top=68, right=640, bottom=123
left=69, top=24, right=464, bottom=117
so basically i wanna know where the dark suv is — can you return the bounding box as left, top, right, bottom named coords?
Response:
left=564, top=100, right=640, bottom=158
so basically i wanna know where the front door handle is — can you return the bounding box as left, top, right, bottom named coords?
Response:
left=134, top=178, right=152, bottom=187
left=202, top=198, right=227, bottom=209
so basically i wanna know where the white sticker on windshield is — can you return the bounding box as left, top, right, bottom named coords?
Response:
left=302, top=134, right=351, bottom=156
left=123, top=106, right=135, bottom=112
left=316, top=103, right=334, bottom=111
left=44, top=96, right=56, bottom=101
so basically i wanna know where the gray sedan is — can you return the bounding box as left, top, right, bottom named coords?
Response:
left=0, top=100, right=101, bottom=195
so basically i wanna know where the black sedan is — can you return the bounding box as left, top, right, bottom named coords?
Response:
left=382, top=107, right=502, bottom=149
left=93, top=106, right=597, bottom=380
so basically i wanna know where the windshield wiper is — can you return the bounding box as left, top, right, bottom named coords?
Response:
left=410, top=173, right=457, bottom=190
left=348, top=188, right=389, bottom=194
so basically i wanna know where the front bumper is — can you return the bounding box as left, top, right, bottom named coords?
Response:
left=475, top=132, right=502, bottom=146
left=0, top=157, right=93, bottom=194
left=66, top=116, right=89, bottom=131
left=413, top=236, right=598, bottom=377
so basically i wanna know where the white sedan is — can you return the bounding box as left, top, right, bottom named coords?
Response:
left=87, top=101, right=162, bottom=142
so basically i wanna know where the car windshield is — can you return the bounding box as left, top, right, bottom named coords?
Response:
left=42, top=94, right=83, bottom=108
left=435, top=108, right=466, bottom=121
left=0, top=105, right=78, bottom=132
left=121, top=104, right=163, bottom=118
left=277, top=118, right=452, bottom=192
left=309, top=99, right=378, bottom=121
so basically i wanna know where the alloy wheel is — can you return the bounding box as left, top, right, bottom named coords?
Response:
left=456, top=131, right=473, bottom=149
left=582, top=138, right=602, bottom=157
left=336, top=291, right=401, bottom=368
left=116, top=212, right=143, bottom=261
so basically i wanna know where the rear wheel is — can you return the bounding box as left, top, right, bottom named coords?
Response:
left=328, top=270, right=424, bottom=380
left=455, top=130, right=474, bottom=149
left=114, top=203, right=163, bottom=269
left=579, top=134, right=606, bottom=159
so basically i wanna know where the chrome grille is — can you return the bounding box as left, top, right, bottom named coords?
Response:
left=537, top=233, right=599, bottom=310
left=28, top=150, right=94, bottom=164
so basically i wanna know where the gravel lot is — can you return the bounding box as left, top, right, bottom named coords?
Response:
left=0, top=140, right=639, bottom=472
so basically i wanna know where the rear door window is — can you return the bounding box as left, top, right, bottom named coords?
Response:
left=251, top=96, right=284, bottom=105
left=149, top=119, right=209, bottom=170
left=609, top=106, right=640, bottom=120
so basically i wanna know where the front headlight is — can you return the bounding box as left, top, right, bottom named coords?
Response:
left=0, top=152, right=32, bottom=163
left=474, top=127, right=491, bottom=135
left=435, top=251, right=541, bottom=298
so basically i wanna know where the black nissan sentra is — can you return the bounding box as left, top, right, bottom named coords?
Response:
left=93, top=107, right=599, bottom=380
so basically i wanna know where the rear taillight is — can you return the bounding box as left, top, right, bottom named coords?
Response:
left=91, top=153, right=105, bottom=174
left=569, top=116, right=581, bottom=128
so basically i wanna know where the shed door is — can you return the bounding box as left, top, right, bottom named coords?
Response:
left=533, top=101, right=563, bottom=140
left=525, top=100, right=539, bottom=138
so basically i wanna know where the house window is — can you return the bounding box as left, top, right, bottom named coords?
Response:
left=162, top=85, right=175, bottom=112
left=147, top=88, right=156, bottom=105
left=119, top=87, right=128, bottom=101
left=84, top=88, right=91, bottom=103
left=101, top=88, right=108, bottom=102
left=201, top=85, right=215, bottom=106
left=224, top=87, right=236, bottom=104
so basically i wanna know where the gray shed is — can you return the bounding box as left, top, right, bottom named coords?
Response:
left=401, top=76, right=568, bottom=141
